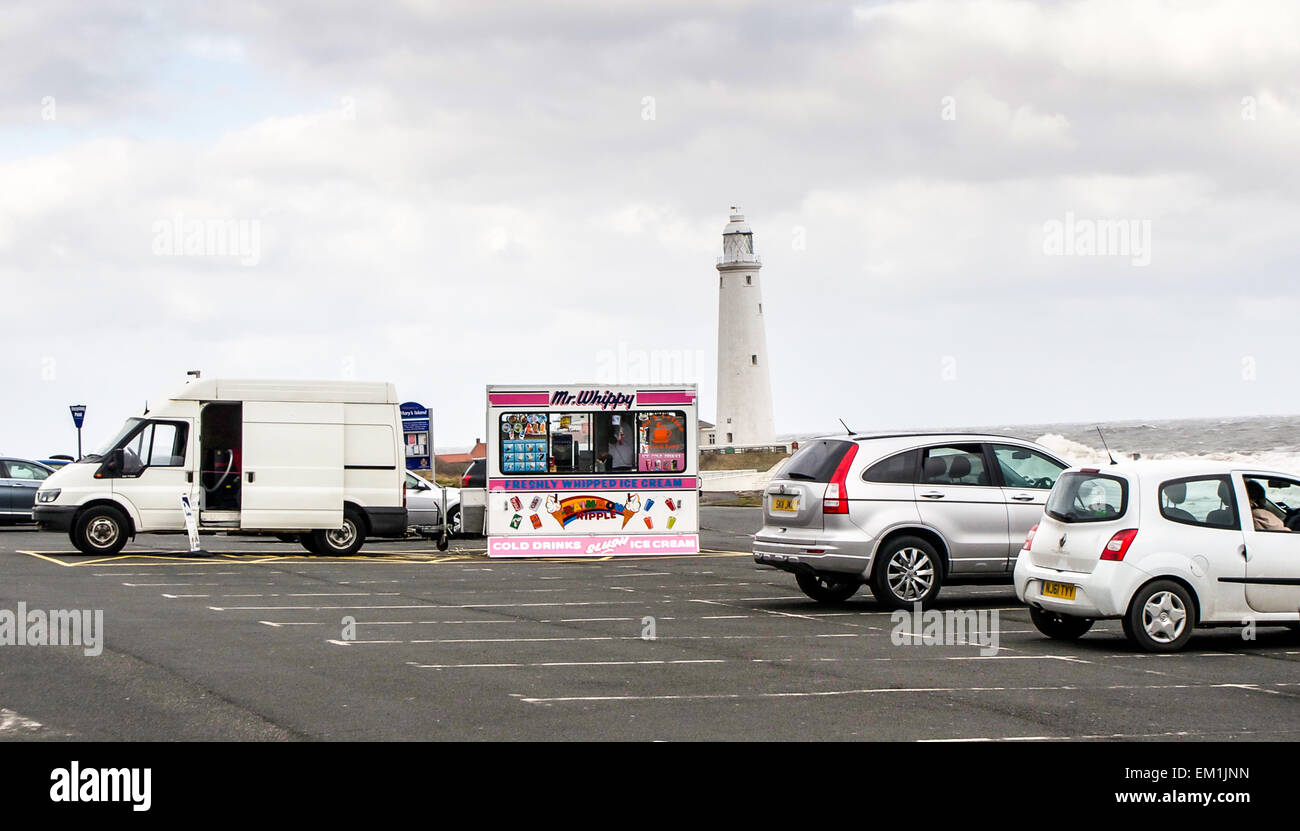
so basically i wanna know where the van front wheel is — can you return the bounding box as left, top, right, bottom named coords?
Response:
left=310, top=509, right=366, bottom=556
left=73, top=506, right=129, bottom=556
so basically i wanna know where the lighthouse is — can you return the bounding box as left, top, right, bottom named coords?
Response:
left=713, top=207, right=776, bottom=447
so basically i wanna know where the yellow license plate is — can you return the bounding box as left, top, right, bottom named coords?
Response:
left=771, top=496, right=798, bottom=512
left=1042, top=581, right=1077, bottom=601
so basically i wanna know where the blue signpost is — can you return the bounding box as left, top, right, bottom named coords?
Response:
left=400, top=402, right=432, bottom=472
left=69, top=404, right=86, bottom=460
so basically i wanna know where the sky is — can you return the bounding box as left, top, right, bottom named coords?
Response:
left=3, top=0, right=1300, bottom=458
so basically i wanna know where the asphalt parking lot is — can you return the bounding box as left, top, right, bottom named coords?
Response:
left=1, top=506, right=1298, bottom=742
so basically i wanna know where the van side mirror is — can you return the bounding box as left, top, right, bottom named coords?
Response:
left=96, top=449, right=124, bottom=479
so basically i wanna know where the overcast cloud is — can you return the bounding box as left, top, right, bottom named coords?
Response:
left=3, top=0, right=1299, bottom=457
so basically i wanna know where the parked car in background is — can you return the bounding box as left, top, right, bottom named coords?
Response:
left=406, top=472, right=462, bottom=536
left=460, top=459, right=485, bottom=488
left=0, top=458, right=56, bottom=523
left=754, top=433, right=1071, bottom=608
left=1016, top=461, right=1300, bottom=652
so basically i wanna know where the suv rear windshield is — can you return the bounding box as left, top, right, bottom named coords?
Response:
left=781, top=440, right=855, bottom=483
left=1046, top=472, right=1128, bottom=523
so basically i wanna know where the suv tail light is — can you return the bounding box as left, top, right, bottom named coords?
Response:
left=1101, top=529, right=1138, bottom=561
left=402, top=480, right=407, bottom=508
left=461, top=468, right=471, bottom=487
left=1023, top=523, right=1038, bottom=551
left=822, top=444, right=859, bottom=514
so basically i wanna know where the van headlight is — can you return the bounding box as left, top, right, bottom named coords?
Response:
left=36, top=489, right=61, bottom=504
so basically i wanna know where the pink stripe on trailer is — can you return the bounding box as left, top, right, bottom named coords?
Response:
left=489, top=392, right=551, bottom=406
left=636, top=390, right=697, bottom=406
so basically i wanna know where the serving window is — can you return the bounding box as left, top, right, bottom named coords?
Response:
left=498, top=410, right=688, bottom=474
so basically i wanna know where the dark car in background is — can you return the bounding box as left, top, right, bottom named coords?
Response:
left=460, top=458, right=486, bottom=488
left=0, top=458, right=56, bottom=523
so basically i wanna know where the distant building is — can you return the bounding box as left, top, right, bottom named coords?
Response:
left=436, top=439, right=486, bottom=467
left=698, top=419, right=717, bottom=449
left=714, top=207, right=776, bottom=447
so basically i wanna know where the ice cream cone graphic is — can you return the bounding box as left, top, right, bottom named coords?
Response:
left=545, top=494, right=565, bottom=528
left=621, top=493, right=641, bottom=529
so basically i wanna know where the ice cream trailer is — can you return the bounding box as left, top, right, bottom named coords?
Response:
left=484, top=384, right=699, bottom=557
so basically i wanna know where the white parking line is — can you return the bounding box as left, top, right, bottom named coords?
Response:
left=519, top=680, right=1300, bottom=705
left=208, top=600, right=661, bottom=611
left=323, top=632, right=1002, bottom=645
left=0, top=708, right=44, bottom=733
left=410, top=659, right=727, bottom=669
left=920, top=728, right=1300, bottom=742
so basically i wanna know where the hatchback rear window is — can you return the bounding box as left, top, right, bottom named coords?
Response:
left=781, top=440, right=855, bottom=483
left=1046, top=472, right=1128, bottom=523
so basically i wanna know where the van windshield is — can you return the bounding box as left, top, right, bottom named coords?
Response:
left=86, top=418, right=144, bottom=461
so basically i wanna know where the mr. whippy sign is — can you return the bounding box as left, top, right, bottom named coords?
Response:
left=549, top=389, right=635, bottom=409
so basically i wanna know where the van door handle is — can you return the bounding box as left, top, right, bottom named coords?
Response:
left=920, top=491, right=945, bottom=499
left=1011, top=494, right=1035, bottom=502
left=247, top=472, right=255, bottom=483
left=186, top=471, right=193, bottom=483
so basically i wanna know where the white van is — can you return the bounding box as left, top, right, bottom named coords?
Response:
left=34, top=377, right=407, bottom=556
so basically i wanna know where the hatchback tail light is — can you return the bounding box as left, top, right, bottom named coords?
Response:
left=1023, top=523, right=1038, bottom=551
left=1100, top=529, right=1138, bottom=561
left=822, top=444, right=859, bottom=514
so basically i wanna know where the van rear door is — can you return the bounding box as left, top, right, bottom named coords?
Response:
left=241, top=401, right=344, bottom=530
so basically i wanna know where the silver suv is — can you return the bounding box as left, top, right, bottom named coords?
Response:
left=754, top=433, right=1069, bottom=608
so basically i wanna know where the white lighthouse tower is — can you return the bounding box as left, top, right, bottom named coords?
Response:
left=714, top=207, right=775, bottom=447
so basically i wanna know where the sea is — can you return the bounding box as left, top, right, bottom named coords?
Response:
left=949, top=415, right=1300, bottom=471
left=793, top=414, right=1300, bottom=471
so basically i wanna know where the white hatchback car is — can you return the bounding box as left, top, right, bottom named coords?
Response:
left=1015, top=461, right=1300, bottom=651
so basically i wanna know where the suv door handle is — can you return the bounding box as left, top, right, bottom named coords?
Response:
left=920, top=491, right=945, bottom=499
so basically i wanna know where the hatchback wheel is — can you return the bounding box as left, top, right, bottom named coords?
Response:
left=1125, top=580, right=1195, bottom=652
left=795, top=572, right=860, bottom=603
left=1030, top=606, right=1094, bottom=641
left=871, top=536, right=943, bottom=609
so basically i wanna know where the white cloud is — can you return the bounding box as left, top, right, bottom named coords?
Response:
left=2, top=0, right=1300, bottom=456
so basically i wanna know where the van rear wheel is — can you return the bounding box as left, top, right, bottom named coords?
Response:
left=795, top=572, right=860, bottom=603
left=73, top=506, right=129, bottom=556
left=310, top=508, right=366, bottom=556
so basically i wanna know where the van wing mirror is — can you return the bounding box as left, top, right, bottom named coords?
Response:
left=96, top=449, right=124, bottom=479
